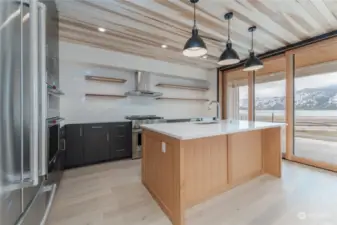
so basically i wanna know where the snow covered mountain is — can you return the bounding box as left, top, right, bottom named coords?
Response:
left=240, top=85, right=337, bottom=110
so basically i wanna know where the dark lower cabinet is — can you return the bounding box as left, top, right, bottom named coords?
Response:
left=109, top=123, right=132, bottom=159
left=64, top=122, right=132, bottom=169
left=64, top=124, right=84, bottom=169
left=83, top=124, right=110, bottom=164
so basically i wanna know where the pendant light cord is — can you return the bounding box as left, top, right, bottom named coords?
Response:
left=228, top=18, right=231, bottom=43
left=251, top=30, right=254, bottom=52
left=193, top=3, right=196, bottom=29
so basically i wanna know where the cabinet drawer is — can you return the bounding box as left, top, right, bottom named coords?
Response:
left=112, top=148, right=130, bottom=159
left=111, top=136, right=127, bottom=149
left=110, top=122, right=131, bottom=137
left=85, top=123, right=110, bottom=130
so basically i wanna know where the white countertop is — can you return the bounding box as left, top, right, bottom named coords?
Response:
left=141, top=120, right=286, bottom=140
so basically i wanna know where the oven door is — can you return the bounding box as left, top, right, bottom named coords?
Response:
left=46, top=124, right=64, bottom=186
left=132, top=129, right=142, bottom=159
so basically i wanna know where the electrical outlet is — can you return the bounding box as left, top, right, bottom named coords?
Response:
left=161, top=142, right=166, bottom=153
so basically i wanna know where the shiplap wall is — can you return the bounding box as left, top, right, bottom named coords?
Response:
left=59, top=42, right=217, bottom=124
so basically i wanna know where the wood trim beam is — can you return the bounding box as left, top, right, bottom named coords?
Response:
left=285, top=52, right=294, bottom=160
left=218, top=70, right=227, bottom=119
left=248, top=72, right=255, bottom=121
left=288, top=36, right=337, bottom=55
left=218, top=70, right=223, bottom=119
left=222, top=71, right=228, bottom=120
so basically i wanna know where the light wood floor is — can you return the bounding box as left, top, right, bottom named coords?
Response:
left=47, top=160, right=337, bottom=225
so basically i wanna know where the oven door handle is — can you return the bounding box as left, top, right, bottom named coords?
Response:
left=60, top=138, right=66, bottom=151
left=132, top=129, right=142, bottom=133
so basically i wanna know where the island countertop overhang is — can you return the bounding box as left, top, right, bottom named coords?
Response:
left=141, top=120, right=286, bottom=140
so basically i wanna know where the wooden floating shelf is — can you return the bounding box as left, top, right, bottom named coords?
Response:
left=85, top=75, right=127, bottom=83
left=156, top=97, right=209, bottom=102
left=156, top=83, right=209, bottom=91
left=85, top=93, right=126, bottom=98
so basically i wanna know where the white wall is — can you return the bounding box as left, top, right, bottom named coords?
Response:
left=60, top=42, right=209, bottom=80
left=59, top=42, right=217, bottom=124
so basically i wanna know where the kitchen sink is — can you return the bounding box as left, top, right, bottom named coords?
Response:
left=195, top=121, right=219, bottom=125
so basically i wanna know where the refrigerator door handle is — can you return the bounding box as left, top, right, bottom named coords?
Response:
left=15, top=182, right=44, bottom=225
left=15, top=182, right=57, bottom=225
left=28, top=0, right=40, bottom=186
left=38, top=2, right=48, bottom=177
left=40, top=183, right=57, bottom=225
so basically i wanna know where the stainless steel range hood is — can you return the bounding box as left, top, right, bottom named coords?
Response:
left=125, top=71, right=163, bottom=97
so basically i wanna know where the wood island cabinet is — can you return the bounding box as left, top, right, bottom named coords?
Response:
left=141, top=121, right=284, bottom=225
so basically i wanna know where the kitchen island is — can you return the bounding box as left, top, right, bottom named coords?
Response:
left=141, top=120, right=285, bottom=225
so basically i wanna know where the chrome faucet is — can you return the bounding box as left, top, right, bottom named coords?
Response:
left=208, top=100, right=220, bottom=121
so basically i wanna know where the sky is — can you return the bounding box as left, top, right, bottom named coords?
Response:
left=239, top=72, right=337, bottom=100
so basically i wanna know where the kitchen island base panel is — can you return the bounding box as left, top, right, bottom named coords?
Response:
left=142, top=130, right=184, bottom=225
left=142, top=127, right=282, bottom=225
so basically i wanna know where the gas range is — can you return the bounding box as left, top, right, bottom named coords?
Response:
left=125, top=115, right=165, bottom=129
left=125, top=115, right=165, bottom=160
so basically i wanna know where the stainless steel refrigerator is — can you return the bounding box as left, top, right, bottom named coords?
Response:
left=1, top=1, right=57, bottom=224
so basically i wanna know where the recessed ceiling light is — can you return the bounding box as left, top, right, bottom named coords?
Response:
left=98, top=27, right=106, bottom=32
left=202, top=55, right=208, bottom=59
left=161, top=44, right=168, bottom=49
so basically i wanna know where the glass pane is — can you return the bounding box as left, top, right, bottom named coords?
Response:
left=239, top=82, right=248, bottom=120
left=294, top=58, right=337, bottom=165
left=226, top=79, right=248, bottom=120
left=255, top=73, right=286, bottom=123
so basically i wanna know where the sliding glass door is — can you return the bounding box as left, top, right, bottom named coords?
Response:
left=219, top=45, right=337, bottom=170
left=294, top=57, right=337, bottom=165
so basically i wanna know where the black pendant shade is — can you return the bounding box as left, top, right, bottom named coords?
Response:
left=218, top=12, right=240, bottom=66
left=183, top=28, right=207, bottom=57
left=218, top=43, right=240, bottom=66
left=243, top=52, right=263, bottom=71
left=243, top=26, right=264, bottom=71
left=183, top=0, right=207, bottom=57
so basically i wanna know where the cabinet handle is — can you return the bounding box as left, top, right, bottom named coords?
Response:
left=80, top=127, right=82, bottom=136
left=116, top=149, right=125, bottom=152
left=117, top=135, right=125, bottom=138
left=60, top=139, right=66, bottom=151
left=92, top=126, right=103, bottom=129
left=107, top=133, right=109, bottom=142
left=117, top=125, right=125, bottom=127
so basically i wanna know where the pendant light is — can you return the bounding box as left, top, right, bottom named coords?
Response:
left=183, top=0, right=207, bottom=57
left=243, top=26, right=263, bottom=71
left=218, top=12, right=240, bottom=66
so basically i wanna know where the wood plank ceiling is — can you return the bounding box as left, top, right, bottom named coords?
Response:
left=56, top=0, right=337, bottom=69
